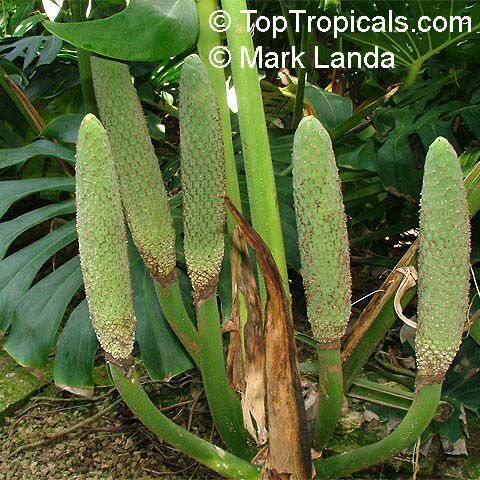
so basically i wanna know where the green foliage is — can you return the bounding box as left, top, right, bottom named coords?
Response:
left=0, top=1, right=479, bottom=476
left=0, top=35, right=62, bottom=69
left=304, top=84, right=353, bottom=130
left=0, top=1, right=37, bottom=37
left=44, top=0, right=199, bottom=61
left=53, top=300, right=98, bottom=396
left=129, top=245, right=194, bottom=380
left=4, top=256, right=83, bottom=368
left=0, top=220, right=76, bottom=333
left=0, top=140, right=74, bottom=168
left=342, top=0, right=480, bottom=86
left=0, top=199, right=75, bottom=259
left=42, top=114, right=83, bottom=144
left=0, top=1, right=197, bottom=393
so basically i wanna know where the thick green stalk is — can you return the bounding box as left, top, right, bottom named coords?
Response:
left=77, top=49, right=97, bottom=115
left=315, top=347, right=343, bottom=452
left=197, top=294, right=254, bottom=458
left=314, top=382, right=442, bottom=478
left=110, top=364, right=261, bottom=479
left=154, top=280, right=200, bottom=366
left=69, top=0, right=97, bottom=115
left=222, top=0, right=288, bottom=293
left=291, top=26, right=308, bottom=130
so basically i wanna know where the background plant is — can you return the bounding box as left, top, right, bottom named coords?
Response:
left=1, top=0, right=480, bottom=477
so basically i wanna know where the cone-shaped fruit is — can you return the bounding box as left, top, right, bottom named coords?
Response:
left=76, top=114, right=135, bottom=361
left=91, top=57, right=176, bottom=283
left=179, top=54, right=226, bottom=300
left=292, top=116, right=351, bottom=345
left=416, top=137, right=470, bottom=380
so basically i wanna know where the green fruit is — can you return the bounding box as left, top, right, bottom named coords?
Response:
left=416, top=137, right=470, bottom=380
left=91, top=57, right=176, bottom=283
left=179, top=54, right=226, bottom=300
left=292, top=116, right=351, bottom=345
left=76, top=114, right=135, bottom=360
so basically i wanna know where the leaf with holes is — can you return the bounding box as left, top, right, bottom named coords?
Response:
left=342, top=0, right=480, bottom=86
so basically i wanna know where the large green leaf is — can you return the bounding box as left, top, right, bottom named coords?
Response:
left=337, top=142, right=377, bottom=172
left=343, top=0, right=480, bottom=85
left=304, top=84, right=353, bottom=130
left=42, top=114, right=83, bottom=144
left=0, top=140, right=75, bottom=169
left=44, top=0, right=199, bottom=61
left=53, top=300, right=99, bottom=397
left=0, top=177, right=75, bottom=218
left=0, top=220, right=76, bottom=332
left=374, top=102, right=461, bottom=201
left=0, top=199, right=75, bottom=259
left=130, top=246, right=194, bottom=380
left=4, top=256, right=83, bottom=368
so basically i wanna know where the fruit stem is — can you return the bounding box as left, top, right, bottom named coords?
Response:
left=314, top=346, right=343, bottom=452
left=110, top=363, right=261, bottom=479
left=313, top=382, right=442, bottom=478
left=196, top=293, right=255, bottom=459
left=154, top=279, right=200, bottom=366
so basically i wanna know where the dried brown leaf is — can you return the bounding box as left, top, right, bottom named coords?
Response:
left=227, top=227, right=267, bottom=444
left=341, top=242, right=418, bottom=363
left=226, top=197, right=311, bottom=480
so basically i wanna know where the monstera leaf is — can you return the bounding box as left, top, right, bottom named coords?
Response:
left=343, top=0, right=480, bottom=86
left=44, top=0, right=199, bottom=61
left=0, top=157, right=193, bottom=395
